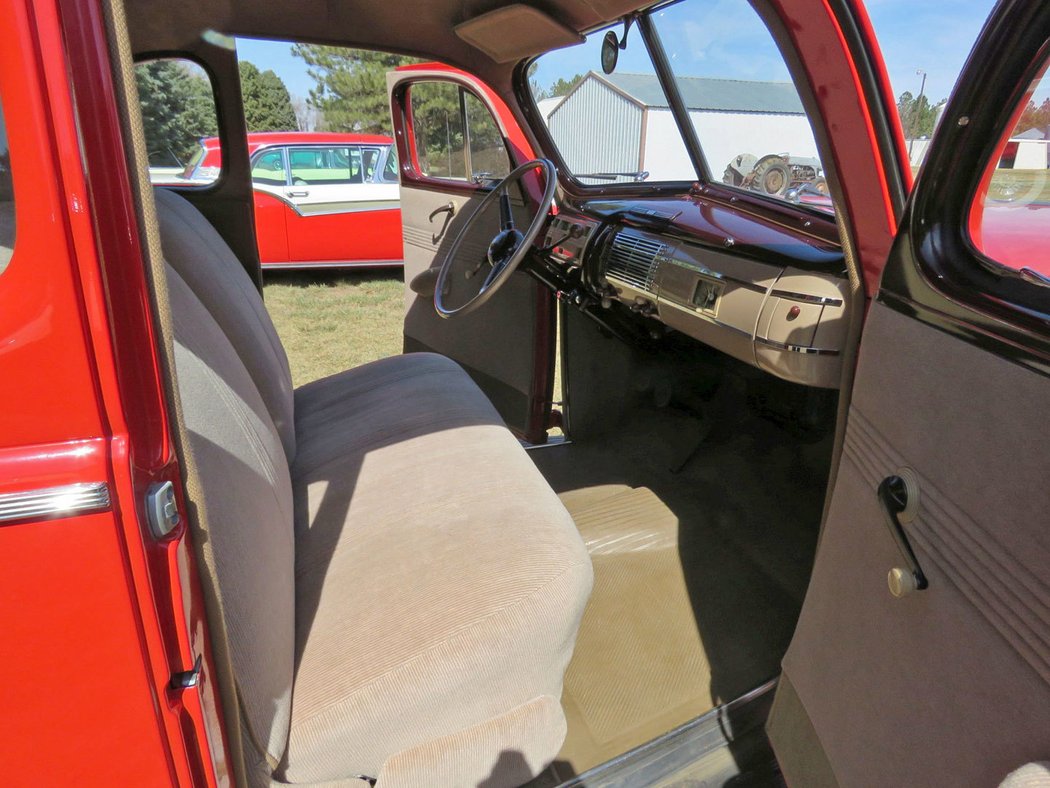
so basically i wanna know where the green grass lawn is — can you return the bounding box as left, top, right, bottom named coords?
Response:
left=263, top=270, right=405, bottom=387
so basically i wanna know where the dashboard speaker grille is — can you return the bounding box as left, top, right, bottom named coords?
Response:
left=605, top=232, right=664, bottom=292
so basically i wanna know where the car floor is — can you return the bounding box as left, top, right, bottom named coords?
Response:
left=528, top=402, right=831, bottom=777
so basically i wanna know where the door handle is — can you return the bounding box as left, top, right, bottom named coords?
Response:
left=877, top=473, right=928, bottom=597
left=429, top=202, right=456, bottom=222
left=287, top=190, right=309, bottom=197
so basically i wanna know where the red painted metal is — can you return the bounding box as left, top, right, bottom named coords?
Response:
left=0, top=0, right=229, bottom=783
left=765, top=0, right=902, bottom=296
left=284, top=204, right=403, bottom=264
left=191, top=132, right=403, bottom=268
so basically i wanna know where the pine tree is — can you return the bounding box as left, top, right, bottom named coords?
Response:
left=290, top=45, right=418, bottom=135
left=135, top=60, right=218, bottom=164
left=238, top=61, right=299, bottom=132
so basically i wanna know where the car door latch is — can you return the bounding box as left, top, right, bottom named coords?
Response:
left=878, top=471, right=928, bottom=597
left=170, top=654, right=203, bottom=691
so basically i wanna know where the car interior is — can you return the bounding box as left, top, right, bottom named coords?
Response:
left=111, top=0, right=866, bottom=785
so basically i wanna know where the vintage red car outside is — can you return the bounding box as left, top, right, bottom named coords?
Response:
left=158, top=131, right=404, bottom=269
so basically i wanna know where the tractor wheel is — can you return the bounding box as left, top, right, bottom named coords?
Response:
left=723, top=164, right=745, bottom=187
left=752, top=157, right=791, bottom=196
left=811, top=176, right=829, bottom=195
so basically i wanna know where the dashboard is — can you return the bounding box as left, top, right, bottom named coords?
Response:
left=539, top=196, right=850, bottom=389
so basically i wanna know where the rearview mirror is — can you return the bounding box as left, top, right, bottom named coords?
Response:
left=601, top=31, right=619, bottom=74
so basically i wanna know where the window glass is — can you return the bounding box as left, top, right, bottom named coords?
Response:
left=135, top=59, right=220, bottom=186
left=529, top=24, right=693, bottom=185
left=382, top=146, right=400, bottom=183
left=970, top=62, right=1050, bottom=278
left=289, top=146, right=363, bottom=185
left=411, top=82, right=468, bottom=180
left=0, top=98, right=13, bottom=276
left=361, top=147, right=382, bottom=181
left=409, top=82, right=512, bottom=183
left=465, top=92, right=510, bottom=180
left=252, top=148, right=287, bottom=186
left=649, top=0, right=829, bottom=210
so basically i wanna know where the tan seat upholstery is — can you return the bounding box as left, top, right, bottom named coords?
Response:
left=157, top=188, right=592, bottom=785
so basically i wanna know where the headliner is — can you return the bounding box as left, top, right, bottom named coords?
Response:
left=125, top=0, right=645, bottom=91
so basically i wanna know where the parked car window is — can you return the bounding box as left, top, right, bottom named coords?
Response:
left=289, top=146, right=364, bottom=185
left=969, top=59, right=1050, bottom=279
left=409, top=81, right=511, bottom=183
left=134, top=59, right=220, bottom=186
left=252, top=148, right=288, bottom=186
left=0, top=97, right=13, bottom=276
left=382, top=146, right=400, bottom=183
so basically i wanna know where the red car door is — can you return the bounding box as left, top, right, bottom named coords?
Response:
left=769, top=1, right=1050, bottom=784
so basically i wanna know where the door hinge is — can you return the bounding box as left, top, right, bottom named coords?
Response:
left=146, top=481, right=181, bottom=539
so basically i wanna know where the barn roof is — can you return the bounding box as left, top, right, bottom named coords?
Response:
left=596, top=71, right=805, bottom=114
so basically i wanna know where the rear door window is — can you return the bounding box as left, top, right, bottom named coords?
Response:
left=134, top=59, right=220, bottom=186
left=288, top=146, right=363, bottom=185
left=969, top=59, right=1050, bottom=279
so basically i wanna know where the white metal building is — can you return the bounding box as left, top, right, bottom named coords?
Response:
left=547, top=71, right=820, bottom=181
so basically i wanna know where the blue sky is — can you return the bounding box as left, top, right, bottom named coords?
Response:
left=235, top=0, right=999, bottom=111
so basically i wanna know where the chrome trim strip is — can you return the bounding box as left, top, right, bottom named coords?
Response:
left=770, top=288, right=844, bottom=306
left=0, top=482, right=111, bottom=524
left=294, top=200, right=400, bottom=219
left=262, top=259, right=403, bottom=271
left=755, top=336, right=841, bottom=356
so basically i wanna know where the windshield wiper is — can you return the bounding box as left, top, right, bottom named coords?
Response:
left=575, top=171, right=650, bottom=183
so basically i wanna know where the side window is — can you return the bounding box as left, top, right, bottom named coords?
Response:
left=409, top=82, right=511, bottom=183
left=134, top=59, right=220, bottom=186
left=361, top=147, right=382, bottom=181
left=289, top=146, right=363, bottom=185
left=252, top=148, right=287, bottom=186
left=0, top=98, right=12, bottom=276
left=382, top=146, right=400, bottom=183
left=970, top=61, right=1050, bottom=277
left=464, top=92, right=510, bottom=180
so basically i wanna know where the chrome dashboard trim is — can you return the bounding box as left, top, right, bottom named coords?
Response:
left=769, top=289, right=844, bottom=306
left=0, top=482, right=111, bottom=524
left=755, top=336, right=841, bottom=356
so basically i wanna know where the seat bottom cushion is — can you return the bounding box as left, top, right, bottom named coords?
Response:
left=283, top=354, right=592, bottom=783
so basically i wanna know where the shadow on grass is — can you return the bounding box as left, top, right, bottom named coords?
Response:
left=263, top=268, right=405, bottom=289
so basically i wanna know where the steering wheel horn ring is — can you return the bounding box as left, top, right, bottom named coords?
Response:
left=434, top=158, right=557, bottom=318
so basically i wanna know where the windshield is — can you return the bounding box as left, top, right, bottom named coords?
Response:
left=528, top=0, right=832, bottom=212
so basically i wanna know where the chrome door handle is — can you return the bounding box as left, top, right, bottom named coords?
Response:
left=287, top=190, right=309, bottom=197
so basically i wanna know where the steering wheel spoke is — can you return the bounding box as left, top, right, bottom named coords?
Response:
left=434, top=159, right=557, bottom=318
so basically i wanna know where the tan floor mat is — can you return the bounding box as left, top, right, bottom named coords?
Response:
left=558, top=486, right=721, bottom=773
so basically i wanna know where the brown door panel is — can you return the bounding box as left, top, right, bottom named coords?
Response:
left=400, top=185, right=549, bottom=437
left=771, top=302, right=1050, bottom=786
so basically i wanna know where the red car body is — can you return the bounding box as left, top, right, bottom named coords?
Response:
left=168, top=132, right=403, bottom=269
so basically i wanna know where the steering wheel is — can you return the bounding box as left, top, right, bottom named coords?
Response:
left=435, top=159, right=557, bottom=318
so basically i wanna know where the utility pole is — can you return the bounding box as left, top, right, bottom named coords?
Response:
left=909, top=69, right=928, bottom=160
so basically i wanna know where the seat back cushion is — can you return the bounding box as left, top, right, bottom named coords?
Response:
left=155, top=188, right=296, bottom=462
left=168, top=264, right=296, bottom=763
